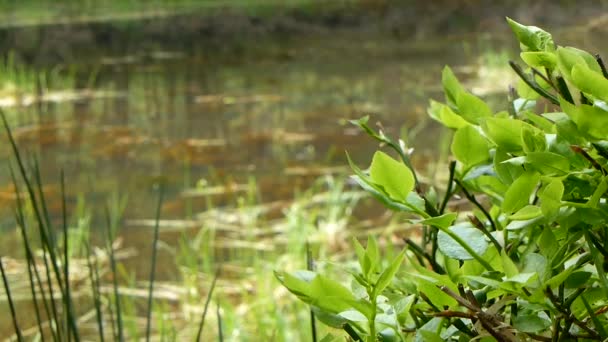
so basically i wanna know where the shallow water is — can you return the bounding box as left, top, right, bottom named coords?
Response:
left=0, top=31, right=498, bottom=227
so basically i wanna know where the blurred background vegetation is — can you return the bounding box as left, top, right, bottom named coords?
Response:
left=0, top=0, right=608, bottom=340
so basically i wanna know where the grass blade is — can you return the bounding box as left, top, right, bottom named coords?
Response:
left=1, top=110, right=74, bottom=339
left=195, top=268, right=220, bottom=342
left=306, top=242, right=317, bottom=342
left=10, top=164, right=48, bottom=342
left=105, top=206, right=124, bottom=342
left=61, top=170, right=81, bottom=342
left=0, top=256, right=24, bottom=342
left=145, top=184, right=165, bottom=341
left=85, top=242, right=105, bottom=342
left=216, top=300, right=224, bottom=342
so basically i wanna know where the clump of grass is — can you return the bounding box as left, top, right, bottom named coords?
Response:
left=0, top=109, right=221, bottom=340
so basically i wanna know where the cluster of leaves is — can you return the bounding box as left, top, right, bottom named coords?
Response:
left=277, top=18, right=608, bottom=341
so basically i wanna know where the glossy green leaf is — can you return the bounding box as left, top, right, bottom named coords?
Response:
left=494, top=148, right=523, bottom=184
left=427, top=100, right=469, bottom=129
left=509, top=205, right=542, bottom=220
left=520, top=51, right=557, bottom=69
left=502, top=171, right=540, bottom=214
left=526, top=152, right=570, bottom=175
left=512, top=313, right=551, bottom=333
left=501, top=251, right=519, bottom=278
left=369, top=151, right=414, bottom=202
left=556, top=46, right=601, bottom=81
left=523, top=110, right=555, bottom=133
left=353, top=237, right=371, bottom=279
left=588, top=177, right=608, bottom=208
left=366, top=235, right=380, bottom=276
left=507, top=17, right=554, bottom=51
left=538, top=227, right=558, bottom=260
left=522, top=253, right=549, bottom=284
left=438, top=223, right=488, bottom=260
left=571, top=63, right=608, bottom=102
left=483, top=117, right=525, bottom=152
left=455, top=91, right=492, bottom=124
left=521, top=125, right=547, bottom=153
left=375, top=248, right=407, bottom=295
left=338, top=309, right=368, bottom=323
left=417, top=279, right=458, bottom=308
left=415, top=213, right=458, bottom=229
left=564, top=271, right=592, bottom=289
left=442, top=66, right=465, bottom=108
left=560, top=97, right=608, bottom=140
left=451, top=125, right=490, bottom=167
left=415, top=318, right=445, bottom=342
left=539, top=179, right=563, bottom=218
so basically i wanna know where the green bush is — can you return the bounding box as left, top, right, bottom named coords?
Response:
left=277, top=18, right=608, bottom=341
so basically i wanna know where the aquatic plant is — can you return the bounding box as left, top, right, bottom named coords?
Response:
left=278, top=18, right=608, bottom=341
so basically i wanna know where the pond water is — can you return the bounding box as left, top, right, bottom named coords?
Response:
left=0, top=30, right=500, bottom=226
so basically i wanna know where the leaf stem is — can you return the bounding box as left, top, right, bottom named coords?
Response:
left=439, top=161, right=457, bottom=214
left=509, top=61, right=559, bottom=105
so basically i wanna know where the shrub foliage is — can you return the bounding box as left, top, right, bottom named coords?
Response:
left=277, top=18, right=608, bottom=341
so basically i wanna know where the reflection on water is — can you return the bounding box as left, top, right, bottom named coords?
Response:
left=0, top=32, right=489, bottom=225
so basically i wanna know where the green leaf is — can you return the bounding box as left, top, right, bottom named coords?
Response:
left=517, top=79, right=541, bottom=100
left=455, top=92, right=492, bottom=124
left=312, top=308, right=348, bottom=329
left=502, top=171, right=540, bottom=214
left=512, top=313, right=551, bottom=333
left=275, top=270, right=314, bottom=299
left=417, top=279, right=458, bottom=308
left=522, top=253, right=549, bottom=284
left=451, top=125, right=491, bottom=167
left=442, top=66, right=465, bottom=108
left=349, top=116, right=380, bottom=141
left=521, top=124, right=547, bottom=152
left=523, top=110, right=555, bottom=133
left=507, top=17, right=554, bottom=52
left=501, top=251, right=519, bottom=278
left=319, top=333, right=343, bottom=342
left=375, top=248, right=407, bottom=295
left=588, top=176, right=608, bottom=208
left=556, top=46, right=602, bottom=81
left=539, top=179, right=563, bottom=218
left=483, top=117, right=526, bottom=152
left=427, top=100, right=469, bottom=129
left=353, top=237, right=371, bottom=279
left=438, top=223, right=489, bottom=260
left=369, top=151, right=415, bottom=202
left=509, top=205, right=542, bottom=221
left=560, top=97, right=608, bottom=140
left=520, top=51, right=557, bottom=69
left=415, top=213, right=458, bottom=229
left=338, top=309, right=368, bottom=323
left=526, top=152, right=570, bottom=175
left=571, top=63, right=608, bottom=102
left=494, top=149, right=523, bottom=184
left=564, top=271, right=592, bottom=289
left=415, top=317, right=445, bottom=342
left=538, top=227, right=558, bottom=260
left=309, top=275, right=358, bottom=313
left=366, top=235, right=380, bottom=277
